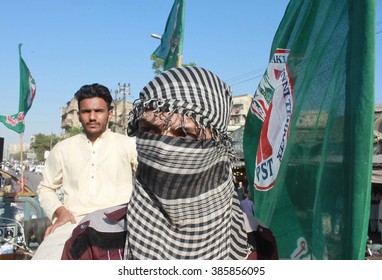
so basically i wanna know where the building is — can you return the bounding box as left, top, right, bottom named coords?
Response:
left=374, top=104, right=382, bottom=154
left=229, top=94, right=252, bottom=188
left=228, top=94, right=252, bottom=132
left=60, top=98, right=81, bottom=131
left=7, top=143, right=30, bottom=157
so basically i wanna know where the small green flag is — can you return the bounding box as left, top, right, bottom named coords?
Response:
left=152, top=0, right=185, bottom=71
left=0, top=112, right=26, bottom=134
left=243, top=0, right=375, bottom=260
left=0, top=44, right=36, bottom=134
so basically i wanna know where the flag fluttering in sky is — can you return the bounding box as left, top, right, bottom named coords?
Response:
left=243, top=0, right=375, bottom=260
left=0, top=44, right=36, bottom=134
left=152, top=0, right=185, bottom=71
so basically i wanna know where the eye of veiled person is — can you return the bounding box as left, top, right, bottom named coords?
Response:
left=139, top=119, right=199, bottom=140
left=139, top=121, right=162, bottom=135
left=170, top=126, right=196, bottom=140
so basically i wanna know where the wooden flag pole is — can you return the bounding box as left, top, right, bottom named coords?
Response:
left=177, top=54, right=182, bottom=67
left=19, top=133, right=24, bottom=192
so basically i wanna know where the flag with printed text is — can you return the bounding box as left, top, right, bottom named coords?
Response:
left=243, top=0, right=375, bottom=259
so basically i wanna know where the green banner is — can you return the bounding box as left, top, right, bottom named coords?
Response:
left=243, top=0, right=375, bottom=260
left=152, top=0, right=185, bottom=70
left=0, top=112, right=25, bottom=134
left=19, top=43, right=36, bottom=117
left=0, top=44, right=36, bottom=134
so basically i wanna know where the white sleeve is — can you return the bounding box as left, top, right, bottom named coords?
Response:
left=36, top=146, right=64, bottom=221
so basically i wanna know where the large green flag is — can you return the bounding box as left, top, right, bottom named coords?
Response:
left=243, top=0, right=375, bottom=260
left=152, top=0, right=185, bottom=71
left=0, top=44, right=36, bottom=134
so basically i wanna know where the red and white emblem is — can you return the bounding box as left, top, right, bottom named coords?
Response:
left=250, top=49, right=294, bottom=191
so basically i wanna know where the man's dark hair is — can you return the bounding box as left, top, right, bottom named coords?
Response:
left=75, top=83, right=113, bottom=110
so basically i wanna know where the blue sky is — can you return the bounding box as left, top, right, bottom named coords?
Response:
left=0, top=0, right=381, bottom=150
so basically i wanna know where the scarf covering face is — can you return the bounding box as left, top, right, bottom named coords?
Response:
left=125, top=66, right=249, bottom=259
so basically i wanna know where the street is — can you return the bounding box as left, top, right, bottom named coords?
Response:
left=6, top=169, right=42, bottom=193
left=23, top=171, right=43, bottom=192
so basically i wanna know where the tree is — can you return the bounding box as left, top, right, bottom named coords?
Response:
left=63, top=127, right=82, bottom=139
left=30, top=133, right=60, bottom=162
left=151, top=55, right=164, bottom=75
left=151, top=55, right=196, bottom=74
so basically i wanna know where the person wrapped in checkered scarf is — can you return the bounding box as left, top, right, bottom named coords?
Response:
left=61, top=66, right=253, bottom=260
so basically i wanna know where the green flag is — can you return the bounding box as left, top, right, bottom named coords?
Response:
left=0, top=44, right=36, bottom=134
left=0, top=112, right=26, bottom=134
left=18, top=44, right=36, bottom=117
left=243, top=0, right=375, bottom=260
left=152, top=0, right=185, bottom=70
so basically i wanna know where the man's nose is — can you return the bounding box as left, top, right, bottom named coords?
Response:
left=89, top=111, right=96, bottom=120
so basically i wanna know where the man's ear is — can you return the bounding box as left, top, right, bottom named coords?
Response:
left=108, top=109, right=114, bottom=121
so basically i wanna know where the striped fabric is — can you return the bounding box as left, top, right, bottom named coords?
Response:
left=125, top=67, right=249, bottom=259
left=128, top=67, right=232, bottom=148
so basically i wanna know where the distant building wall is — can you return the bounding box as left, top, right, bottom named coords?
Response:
left=374, top=104, right=382, bottom=154
left=229, top=94, right=252, bottom=132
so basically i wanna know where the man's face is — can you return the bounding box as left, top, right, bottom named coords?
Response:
left=138, top=110, right=212, bottom=140
left=78, top=97, right=112, bottom=142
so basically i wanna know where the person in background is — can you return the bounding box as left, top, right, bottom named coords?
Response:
left=32, top=83, right=137, bottom=260
left=240, top=192, right=257, bottom=249
left=236, top=181, right=245, bottom=201
left=61, top=66, right=255, bottom=260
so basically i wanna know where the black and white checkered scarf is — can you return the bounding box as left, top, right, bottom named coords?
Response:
left=125, top=66, right=249, bottom=259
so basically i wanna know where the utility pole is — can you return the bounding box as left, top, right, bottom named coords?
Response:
left=112, top=88, right=118, bottom=132
left=110, top=82, right=131, bottom=133
left=118, top=83, right=128, bottom=132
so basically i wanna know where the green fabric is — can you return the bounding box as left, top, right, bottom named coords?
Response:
left=0, top=113, right=25, bottom=134
left=243, top=0, right=375, bottom=260
left=18, top=44, right=36, bottom=117
left=152, top=0, right=185, bottom=70
left=0, top=44, right=36, bottom=134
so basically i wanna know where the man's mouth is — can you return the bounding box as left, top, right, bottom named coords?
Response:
left=87, top=122, right=98, bottom=128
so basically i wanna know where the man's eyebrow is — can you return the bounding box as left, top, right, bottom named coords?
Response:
left=80, top=108, right=106, bottom=112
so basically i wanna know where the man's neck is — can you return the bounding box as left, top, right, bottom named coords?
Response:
left=86, top=130, right=108, bottom=144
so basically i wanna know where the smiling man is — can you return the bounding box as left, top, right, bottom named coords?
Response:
left=32, top=83, right=137, bottom=260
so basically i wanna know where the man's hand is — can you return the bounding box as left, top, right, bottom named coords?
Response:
left=44, top=206, right=76, bottom=238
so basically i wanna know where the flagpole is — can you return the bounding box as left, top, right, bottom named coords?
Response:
left=19, top=133, right=24, bottom=192
left=177, top=54, right=182, bottom=67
